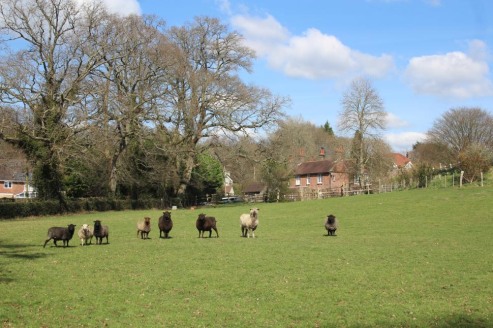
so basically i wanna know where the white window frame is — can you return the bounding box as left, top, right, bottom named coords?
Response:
left=306, top=174, right=311, bottom=185
left=295, top=175, right=301, bottom=186
left=4, top=181, right=13, bottom=189
left=317, top=174, right=323, bottom=184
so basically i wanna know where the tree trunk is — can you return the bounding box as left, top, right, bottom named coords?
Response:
left=177, top=153, right=196, bottom=195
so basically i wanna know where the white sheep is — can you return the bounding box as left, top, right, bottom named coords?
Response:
left=240, top=208, right=259, bottom=238
left=78, top=224, right=93, bottom=246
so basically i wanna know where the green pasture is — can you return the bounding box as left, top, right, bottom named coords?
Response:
left=1, top=186, right=492, bottom=327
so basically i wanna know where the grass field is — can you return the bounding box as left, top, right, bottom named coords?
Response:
left=1, top=186, right=492, bottom=327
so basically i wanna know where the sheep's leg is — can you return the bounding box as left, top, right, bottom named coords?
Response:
left=43, top=238, right=51, bottom=248
left=251, top=230, right=255, bottom=238
left=213, top=228, right=219, bottom=238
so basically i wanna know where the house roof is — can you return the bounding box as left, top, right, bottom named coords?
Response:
left=0, top=164, right=28, bottom=182
left=390, top=153, right=411, bottom=168
left=294, top=159, right=347, bottom=175
left=243, top=182, right=265, bottom=193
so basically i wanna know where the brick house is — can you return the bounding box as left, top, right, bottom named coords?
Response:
left=289, top=158, right=350, bottom=197
left=0, top=161, right=35, bottom=198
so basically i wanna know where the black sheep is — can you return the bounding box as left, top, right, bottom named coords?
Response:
left=43, top=224, right=76, bottom=248
left=325, top=214, right=338, bottom=236
left=196, top=213, right=219, bottom=238
left=158, top=211, right=173, bottom=238
left=93, top=220, right=109, bottom=244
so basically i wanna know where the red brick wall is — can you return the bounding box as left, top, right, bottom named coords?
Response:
left=0, top=181, right=25, bottom=195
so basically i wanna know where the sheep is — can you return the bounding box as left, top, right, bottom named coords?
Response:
left=158, top=211, right=173, bottom=238
left=78, top=224, right=93, bottom=246
left=43, top=224, right=76, bottom=248
left=240, top=208, right=259, bottom=238
left=196, top=213, right=219, bottom=238
left=137, top=217, right=151, bottom=239
left=325, top=214, right=338, bottom=236
left=93, top=220, right=109, bottom=244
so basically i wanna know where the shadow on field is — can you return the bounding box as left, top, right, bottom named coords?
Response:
left=352, top=314, right=492, bottom=328
left=437, top=314, right=491, bottom=328
left=0, top=241, right=50, bottom=283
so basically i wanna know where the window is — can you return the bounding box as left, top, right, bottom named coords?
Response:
left=317, top=174, right=323, bottom=184
left=306, top=174, right=310, bottom=185
left=295, top=175, right=301, bottom=186
left=4, top=181, right=12, bottom=189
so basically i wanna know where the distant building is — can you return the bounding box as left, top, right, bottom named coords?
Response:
left=290, top=159, right=350, bottom=192
left=0, top=163, right=36, bottom=198
left=390, top=153, right=413, bottom=171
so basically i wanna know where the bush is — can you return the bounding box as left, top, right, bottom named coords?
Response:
left=0, top=197, right=164, bottom=220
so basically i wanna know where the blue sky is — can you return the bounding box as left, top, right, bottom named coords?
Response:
left=97, top=0, right=492, bottom=153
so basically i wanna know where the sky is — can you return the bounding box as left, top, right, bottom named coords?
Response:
left=96, top=0, right=492, bottom=153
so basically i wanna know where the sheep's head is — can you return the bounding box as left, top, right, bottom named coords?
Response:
left=198, top=213, right=206, bottom=221
left=250, top=208, right=259, bottom=218
left=81, top=223, right=89, bottom=230
left=327, top=214, right=336, bottom=225
left=162, top=211, right=171, bottom=221
left=144, top=217, right=151, bottom=225
left=68, top=224, right=76, bottom=231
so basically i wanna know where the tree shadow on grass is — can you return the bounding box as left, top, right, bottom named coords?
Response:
left=350, top=313, right=491, bottom=328
left=0, top=240, right=51, bottom=283
left=437, top=313, right=492, bottom=328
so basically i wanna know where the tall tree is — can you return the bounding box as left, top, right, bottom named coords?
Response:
left=427, top=107, right=493, bottom=156
left=162, top=17, right=288, bottom=195
left=338, top=77, right=386, bottom=186
left=90, top=14, right=172, bottom=196
left=0, top=0, right=109, bottom=202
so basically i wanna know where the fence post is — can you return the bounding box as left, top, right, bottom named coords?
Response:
left=481, top=172, right=483, bottom=187
left=460, top=171, right=464, bottom=188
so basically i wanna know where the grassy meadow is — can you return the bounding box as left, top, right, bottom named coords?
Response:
left=1, top=186, right=492, bottom=327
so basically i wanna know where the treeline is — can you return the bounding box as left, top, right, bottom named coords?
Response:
left=1, top=1, right=491, bottom=210
left=0, top=0, right=287, bottom=205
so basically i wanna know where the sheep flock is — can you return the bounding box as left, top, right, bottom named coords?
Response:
left=42, top=208, right=341, bottom=247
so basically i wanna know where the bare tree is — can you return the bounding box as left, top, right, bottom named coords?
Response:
left=0, top=0, right=109, bottom=201
left=338, top=77, right=386, bottom=186
left=162, top=17, right=288, bottom=195
left=89, top=14, right=173, bottom=196
left=427, top=107, right=493, bottom=156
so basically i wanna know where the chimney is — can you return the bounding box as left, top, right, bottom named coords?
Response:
left=319, top=147, right=325, bottom=159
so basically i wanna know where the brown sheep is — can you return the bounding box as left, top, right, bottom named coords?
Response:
left=196, top=213, right=219, bottom=238
left=137, top=217, right=151, bottom=239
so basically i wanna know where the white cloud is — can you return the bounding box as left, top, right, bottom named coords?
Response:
left=215, top=0, right=232, bottom=15
left=385, top=113, right=408, bottom=129
left=404, top=40, right=493, bottom=98
left=384, top=132, right=427, bottom=152
left=231, top=14, right=395, bottom=80
left=76, top=0, right=141, bottom=16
